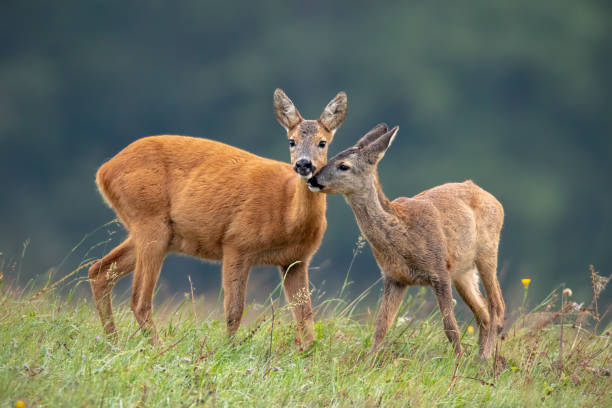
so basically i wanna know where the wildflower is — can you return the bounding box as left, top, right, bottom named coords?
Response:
left=510, top=366, right=519, bottom=371
left=467, top=325, right=474, bottom=335
left=179, top=357, right=191, bottom=362
left=562, top=288, right=572, bottom=297
left=521, top=278, right=531, bottom=288
left=272, top=366, right=282, bottom=371
left=15, top=400, right=25, bottom=408
left=13, top=343, right=18, bottom=349
left=96, top=335, right=101, bottom=342
left=396, top=316, right=412, bottom=326
left=82, top=356, right=86, bottom=361
left=452, top=298, right=457, bottom=307
left=570, top=302, right=584, bottom=312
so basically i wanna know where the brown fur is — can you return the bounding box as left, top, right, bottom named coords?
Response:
left=308, top=125, right=505, bottom=359
left=89, top=89, right=347, bottom=347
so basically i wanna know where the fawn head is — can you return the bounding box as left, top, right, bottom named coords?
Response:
left=274, top=89, right=347, bottom=179
left=307, top=124, right=398, bottom=194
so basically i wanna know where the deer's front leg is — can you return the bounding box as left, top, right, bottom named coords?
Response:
left=372, top=276, right=407, bottom=352
left=222, top=249, right=251, bottom=336
left=279, top=262, right=315, bottom=348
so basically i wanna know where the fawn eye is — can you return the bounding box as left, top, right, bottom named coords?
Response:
left=318, top=140, right=327, bottom=148
left=289, top=139, right=296, bottom=147
left=338, top=164, right=350, bottom=171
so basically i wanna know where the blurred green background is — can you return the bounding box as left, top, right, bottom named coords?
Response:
left=1, top=1, right=610, bottom=308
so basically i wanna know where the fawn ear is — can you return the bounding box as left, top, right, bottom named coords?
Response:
left=319, top=91, right=347, bottom=132
left=274, top=89, right=303, bottom=130
left=363, top=126, right=399, bottom=164
left=355, top=123, right=388, bottom=149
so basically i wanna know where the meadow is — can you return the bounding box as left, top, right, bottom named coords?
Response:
left=1, top=252, right=610, bottom=407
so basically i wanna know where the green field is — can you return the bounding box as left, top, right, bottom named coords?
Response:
left=1, top=268, right=610, bottom=407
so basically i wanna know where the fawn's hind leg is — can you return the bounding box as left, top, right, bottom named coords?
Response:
left=476, top=251, right=505, bottom=334
left=476, top=249, right=505, bottom=361
left=89, top=237, right=135, bottom=338
left=453, top=268, right=491, bottom=358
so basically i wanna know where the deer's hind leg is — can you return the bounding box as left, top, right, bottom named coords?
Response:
left=130, top=219, right=171, bottom=344
left=453, top=267, right=491, bottom=359
left=89, top=237, right=136, bottom=339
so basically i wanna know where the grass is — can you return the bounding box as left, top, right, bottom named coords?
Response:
left=1, top=267, right=611, bottom=408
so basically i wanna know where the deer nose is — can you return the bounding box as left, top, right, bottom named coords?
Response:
left=294, top=159, right=315, bottom=176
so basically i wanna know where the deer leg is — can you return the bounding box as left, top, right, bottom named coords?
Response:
left=432, top=277, right=462, bottom=355
left=371, top=277, right=407, bottom=352
left=89, top=237, right=135, bottom=339
left=221, top=249, right=251, bottom=336
left=279, top=261, right=315, bottom=348
left=453, top=268, right=491, bottom=359
left=130, top=222, right=170, bottom=344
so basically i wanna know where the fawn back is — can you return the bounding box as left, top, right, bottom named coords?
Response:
left=308, top=124, right=505, bottom=359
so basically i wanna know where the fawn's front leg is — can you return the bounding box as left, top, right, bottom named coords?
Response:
left=432, top=277, right=462, bottom=355
left=371, top=276, right=407, bottom=352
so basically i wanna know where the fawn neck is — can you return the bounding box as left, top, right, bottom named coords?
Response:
left=344, top=171, right=400, bottom=249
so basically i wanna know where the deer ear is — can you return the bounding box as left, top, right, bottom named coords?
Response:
left=355, top=123, right=388, bottom=149
left=274, top=89, right=303, bottom=130
left=319, top=91, right=347, bottom=132
left=363, top=126, right=399, bottom=164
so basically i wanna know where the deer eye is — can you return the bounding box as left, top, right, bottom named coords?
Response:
left=318, top=140, right=327, bottom=148
left=289, top=139, right=296, bottom=147
left=338, top=164, right=350, bottom=171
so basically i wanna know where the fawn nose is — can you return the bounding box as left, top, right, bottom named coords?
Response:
left=307, top=176, right=324, bottom=192
left=294, top=159, right=315, bottom=177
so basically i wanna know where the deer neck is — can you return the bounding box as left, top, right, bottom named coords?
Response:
left=344, top=172, right=399, bottom=249
left=290, top=176, right=326, bottom=223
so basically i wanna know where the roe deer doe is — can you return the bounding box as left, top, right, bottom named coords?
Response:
left=89, top=89, right=347, bottom=347
left=307, top=124, right=505, bottom=359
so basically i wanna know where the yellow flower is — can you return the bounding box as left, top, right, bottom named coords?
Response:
left=521, top=278, right=531, bottom=288
left=15, top=401, right=26, bottom=408
left=467, top=325, right=474, bottom=334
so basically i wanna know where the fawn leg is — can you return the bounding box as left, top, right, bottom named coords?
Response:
left=433, top=278, right=462, bottom=355
left=371, top=277, right=407, bottom=352
left=476, top=251, right=505, bottom=359
left=453, top=268, right=492, bottom=359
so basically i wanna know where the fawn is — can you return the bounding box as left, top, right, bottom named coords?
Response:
left=307, top=124, right=505, bottom=358
left=88, top=89, right=347, bottom=347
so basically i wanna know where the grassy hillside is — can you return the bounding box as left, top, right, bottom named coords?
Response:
left=1, top=270, right=610, bottom=407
